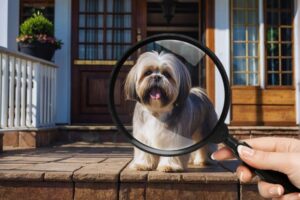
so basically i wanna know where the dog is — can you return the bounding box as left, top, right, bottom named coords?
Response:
left=124, top=51, right=217, bottom=172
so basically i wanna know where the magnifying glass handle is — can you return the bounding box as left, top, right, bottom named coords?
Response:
left=224, top=134, right=300, bottom=194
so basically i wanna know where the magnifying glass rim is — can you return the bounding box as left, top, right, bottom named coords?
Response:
left=108, top=33, right=231, bottom=156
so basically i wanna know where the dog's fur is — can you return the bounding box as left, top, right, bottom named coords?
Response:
left=125, top=51, right=217, bottom=172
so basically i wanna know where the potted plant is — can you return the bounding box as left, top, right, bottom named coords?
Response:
left=16, top=12, right=63, bottom=61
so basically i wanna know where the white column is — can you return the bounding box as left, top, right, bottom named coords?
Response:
left=0, top=0, right=20, bottom=51
left=295, top=0, right=300, bottom=125
left=215, top=0, right=231, bottom=124
left=54, top=0, right=72, bottom=124
left=259, top=0, right=265, bottom=89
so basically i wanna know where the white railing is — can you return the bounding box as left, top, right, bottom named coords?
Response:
left=0, top=46, right=58, bottom=129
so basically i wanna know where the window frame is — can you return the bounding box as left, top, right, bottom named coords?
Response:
left=75, top=0, right=135, bottom=61
left=264, top=0, right=294, bottom=89
left=230, top=0, right=260, bottom=87
left=230, top=0, right=295, bottom=89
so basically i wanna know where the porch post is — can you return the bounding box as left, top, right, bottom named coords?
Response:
left=215, top=0, right=230, bottom=124
left=54, top=0, right=72, bottom=124
left=0, top=0, right=19, bottom=51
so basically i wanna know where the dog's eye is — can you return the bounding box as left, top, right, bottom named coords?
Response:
left=162, top=71, right=171, bottom=79
left=144, top=70, right=152, bottom=76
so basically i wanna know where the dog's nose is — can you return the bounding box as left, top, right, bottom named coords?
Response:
left=154, top=75, right=161, bottom=82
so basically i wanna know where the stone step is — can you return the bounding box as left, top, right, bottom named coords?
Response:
left=2, top=125, right=299, bottom=150
left=0, top=142, right=263, bottom=200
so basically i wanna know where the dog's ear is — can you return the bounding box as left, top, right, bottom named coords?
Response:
left=124, top=65, right=139, bottom=101
left=175, top=63, right=192, bottom=106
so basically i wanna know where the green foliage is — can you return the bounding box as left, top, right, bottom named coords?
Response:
left=20, top=12, right=54, bottom=36
left=17, top=12, right=63, bottom=49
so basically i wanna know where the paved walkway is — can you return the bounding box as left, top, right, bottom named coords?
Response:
left=0, top=142, right=261, bottom=200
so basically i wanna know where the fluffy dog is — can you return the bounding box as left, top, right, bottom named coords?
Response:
left=125, top=51, right=217, bottom=172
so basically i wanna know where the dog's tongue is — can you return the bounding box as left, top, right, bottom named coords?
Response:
left=150, top=88, right=161, bottom=100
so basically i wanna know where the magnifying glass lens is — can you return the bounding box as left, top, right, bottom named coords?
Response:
left=114, top=38, right=226, bottom=153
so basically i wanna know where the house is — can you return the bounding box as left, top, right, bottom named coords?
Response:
left=0, top=0, right=299, bottom=148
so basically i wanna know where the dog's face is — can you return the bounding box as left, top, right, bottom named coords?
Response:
left=125, top=51, right=191, bottom=113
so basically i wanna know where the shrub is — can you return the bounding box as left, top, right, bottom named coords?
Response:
left=17, top=12, right=63, bottom=49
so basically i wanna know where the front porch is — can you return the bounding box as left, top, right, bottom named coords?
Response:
left=0, top=45, right=299, bottom=199
left=0, top=142, right=263, bottom=200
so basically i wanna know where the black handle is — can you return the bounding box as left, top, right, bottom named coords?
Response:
left=224, top=133, right=300, bottom=194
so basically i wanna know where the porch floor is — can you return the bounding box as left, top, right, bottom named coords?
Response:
left=0, top=142, right=262, bottom=200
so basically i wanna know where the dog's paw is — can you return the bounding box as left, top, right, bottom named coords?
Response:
left=129, top=162, right=154, bottom=171
left=157, top=164, right=183, bottom=172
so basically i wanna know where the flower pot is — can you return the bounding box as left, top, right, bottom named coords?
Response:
left=18, top=42, right=56, bottom=61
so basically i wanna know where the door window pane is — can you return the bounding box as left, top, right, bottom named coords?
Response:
left=233, top=73, right=247, bottom=85
left=266, top=0, right=294, bottom=86
left=248, top=43, right=258, bottom=57
left=267, top=59, right=279, bottom=71
left=77, top=0, right=133, bottom=60
left=231, top=0, right=259, bottom=86
left=248, top=26, right=258, bottom=41
left=233, top=26, right=246, bottom=41
left=233, top=59, right=246, bottom=71
left=233, top=43, right=246, bottom=56
left=282, top=59, right=292, bottom=71
left=268, top=73, right=279, bottom=85
left=282, top=73, right=292, bottom=85
left=249, top=58, right=258, bottom=72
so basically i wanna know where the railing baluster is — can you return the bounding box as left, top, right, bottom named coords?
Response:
left=53, top=68, right=57, bottom=125
left=20, top=59, right=27, bottom=127
left=1, top=54, right=9, bottom=128
left=0, top=47, right=57, bottom=129
left=51, top=68, right=55, bottom=125
left=32, top=62, right=41, bottom=127
left=26, top=61, right=33, bottom=127
left=40, top=65, right=45, bottom=126
left=15, top=58, right=21, bottom=127
left=44, top=66, right=48, bottom=125
left=8, top=56, right=16, bottom=128
left=47, top=67, right=51, bottom=125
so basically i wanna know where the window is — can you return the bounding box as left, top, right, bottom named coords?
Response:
left=231, top=0, right=259, bottom=86
left=77, top=0, right=132, bottom=60
left=231, top=0, right=294, bottom=87
left=266, top=0, right=293, bottom=86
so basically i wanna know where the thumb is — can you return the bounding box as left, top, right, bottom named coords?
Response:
left=237, top=145, right=291, bottom=174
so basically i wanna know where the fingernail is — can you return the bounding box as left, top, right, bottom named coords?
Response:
left=210, top=153, right=216, bottom=160
left=237, top=145, right=254, bottom=157
left=238, top=171, right=244, bottom=182
left=269, top=186, right=283, bottom=196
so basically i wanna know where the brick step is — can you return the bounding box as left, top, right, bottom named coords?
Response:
left=1, top=125, right=299, bottom=150
left=57, top=125, right=130, bottom=143
left=0, top=142, right=263, bottom=200
left=58, top=125, right=300, bottom=143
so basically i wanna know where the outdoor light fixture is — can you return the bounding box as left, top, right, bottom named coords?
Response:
left=161, top=0, right=177, bottom=24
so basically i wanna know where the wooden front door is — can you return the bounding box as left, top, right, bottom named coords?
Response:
left=71, top=0, right=215, bottom=124
left=71, top=0, right=137, bottom=124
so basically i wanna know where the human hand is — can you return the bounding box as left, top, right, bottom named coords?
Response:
left=211, top=137, right=300, bottom=199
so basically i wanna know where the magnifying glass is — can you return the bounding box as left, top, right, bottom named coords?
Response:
left=108, top=34, right=299, bottom=194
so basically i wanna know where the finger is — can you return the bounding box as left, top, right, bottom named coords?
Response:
left=211, top=147, right=234, bottom=161
left=272, top=193, right=300, bottom=200
left=237, top=145, right=292, bottom=173
left=242, top=137, right=300, bottom=153
left=257, top=181, right=284, bottom=199
left=236, top=165, right=254, bottom=183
